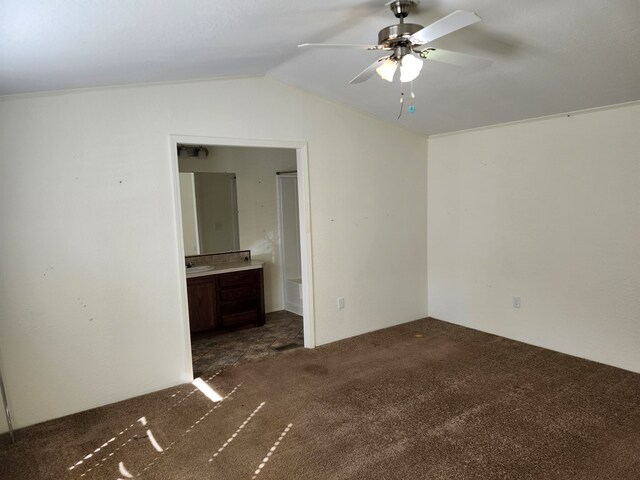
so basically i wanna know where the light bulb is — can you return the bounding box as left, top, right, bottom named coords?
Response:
left=376, top=58, right=397, bottom=82
left=400, top=54, right=423, bottom=83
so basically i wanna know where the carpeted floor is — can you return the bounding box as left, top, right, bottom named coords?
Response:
left=1, top=317, right=640, bottom=479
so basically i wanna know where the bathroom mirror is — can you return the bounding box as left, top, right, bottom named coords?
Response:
left=179, top=172, right=239, bottom=255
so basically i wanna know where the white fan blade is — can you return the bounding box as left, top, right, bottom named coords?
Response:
left=411, top=10, right=481, bottom=45
left=420, top=48, right=493, bottom=68
left=298, top=43, right=385, bottom=50
left=349, top=57, right=390, bottom=84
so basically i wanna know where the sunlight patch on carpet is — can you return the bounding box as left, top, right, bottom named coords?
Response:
left=68, top=426, right=132, bottom=470
left=118, top=461, right=134, bottom=478
left=209, top=401, right=266, bottom=461
left=193, top=377, right=223, bottom=402
left=252, top=423, right=293, bottom=479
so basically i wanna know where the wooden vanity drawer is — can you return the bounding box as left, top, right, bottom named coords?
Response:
left=220, top=299, right=259, bottom=315
left=218, top=269, right=260, bottom=288
left=218, top=283, right=259, bottom=302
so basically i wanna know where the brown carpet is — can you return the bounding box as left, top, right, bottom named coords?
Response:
left=1, top=317, right=640, bottom=479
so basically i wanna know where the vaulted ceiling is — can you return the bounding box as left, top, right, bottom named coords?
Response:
left=2, top=0, right=639, bottom=135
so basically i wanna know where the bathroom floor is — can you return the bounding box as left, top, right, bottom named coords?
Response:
left=191, top=310, right=304, bottom=377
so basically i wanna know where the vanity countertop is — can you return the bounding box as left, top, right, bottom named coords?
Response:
left=186, top=261, right=264, bottom=279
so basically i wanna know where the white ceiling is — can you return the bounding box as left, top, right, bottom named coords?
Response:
left=1, top=0, right=639, bottom=135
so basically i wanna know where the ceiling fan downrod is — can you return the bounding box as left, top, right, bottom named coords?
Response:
left=379, top=1, right=422, bottom=49
left=387, top=0, right=417, bottom=22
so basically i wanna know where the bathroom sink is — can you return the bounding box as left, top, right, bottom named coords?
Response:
left=186, top=265, right=215, bottom=273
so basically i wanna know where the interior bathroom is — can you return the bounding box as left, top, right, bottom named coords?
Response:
left=177, top=144, right=304, bottom=376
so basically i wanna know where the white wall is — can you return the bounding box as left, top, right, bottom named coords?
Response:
left=0, top=77, right=429, bottom=431
left=428, top=102, right=640, bottom=373
left=180, top=146, right=298, bottom=313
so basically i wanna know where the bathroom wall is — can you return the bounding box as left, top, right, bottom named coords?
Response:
left=0, top=76, right=429, bottom=431
left=179, top=146, right=297, bottom=312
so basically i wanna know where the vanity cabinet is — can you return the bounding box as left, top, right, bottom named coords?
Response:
left=187, top=268, right=265, bottom=334
left=186, top=276, right=218, bottom=332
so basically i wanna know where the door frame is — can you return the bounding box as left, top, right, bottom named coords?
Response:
left=169, top=135, right=316, bottom=379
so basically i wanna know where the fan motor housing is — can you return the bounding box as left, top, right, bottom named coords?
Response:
left=378, top=23, right=423, bottom=47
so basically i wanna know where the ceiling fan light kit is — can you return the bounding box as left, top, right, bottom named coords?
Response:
left=374, top=46, right=423, bottom=83
left=376, top=58, right=397, bottom=82
left=399, top=53, right=423, bottom=82
left=299, top=0, right=490, bottom=115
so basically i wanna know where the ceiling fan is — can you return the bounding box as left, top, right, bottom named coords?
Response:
left=299, top=0, right=492, bottom=85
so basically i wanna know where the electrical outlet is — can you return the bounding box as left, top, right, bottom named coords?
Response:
left=512, top=296, right=521, bottom=309
left=337, top=297, right=345, bottom=309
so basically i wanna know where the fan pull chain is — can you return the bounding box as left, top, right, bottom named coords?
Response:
left=408, top=82, right=416, bottom=113
left=397, top=90, right=405, bottom=119
left=398, top=83, right=416, bottom=119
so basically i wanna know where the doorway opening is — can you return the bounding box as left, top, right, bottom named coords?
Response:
left=169, top=135, right=315, bottom=379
